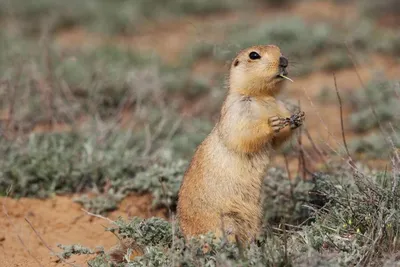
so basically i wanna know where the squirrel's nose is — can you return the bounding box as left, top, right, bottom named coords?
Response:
left=279, top=56, right=288, bottom=68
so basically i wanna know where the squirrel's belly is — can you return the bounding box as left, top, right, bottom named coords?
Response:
left=178, top=130, right=271, bottom=238
left=200, top=135, right=270, bottom=200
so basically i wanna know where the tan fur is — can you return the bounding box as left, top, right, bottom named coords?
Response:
left=177, top=45, right=302, bottom=246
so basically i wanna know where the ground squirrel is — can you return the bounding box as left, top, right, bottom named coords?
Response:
left=177, top=45, right=305, bottom=246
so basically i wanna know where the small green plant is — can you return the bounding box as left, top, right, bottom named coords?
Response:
left=262, top=167, right=323, bottom=225
left=57, top=244, right=98, bottom=259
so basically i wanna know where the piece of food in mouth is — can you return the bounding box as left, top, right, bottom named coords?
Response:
left=278, top=74, right=294, bottom=82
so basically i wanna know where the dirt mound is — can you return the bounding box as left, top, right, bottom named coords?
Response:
left=0, top=194, right=166, bottom=267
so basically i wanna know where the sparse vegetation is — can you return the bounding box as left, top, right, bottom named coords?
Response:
left=0, top=32, right=217, bottom=128
left=60, top=163, right=400, bottom=267
left=348, top=78, right=400, bottom=158
left=0, top=0, right=281, bottom=35
left=185, top=17, right=400, bottom=76
left=0, top=125, right=194, bottom=212
left=360, top=0, right=400, bottom=20
left=349, top=78, right=400, bottom=133
left=315, top=77, right=400, bottom=159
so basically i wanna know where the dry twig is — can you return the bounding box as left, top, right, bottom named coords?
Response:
left=80, top=208, right=116, bottom=225
left=25, top=218, right=78, bottom=267
left=333, top=73, right=355, bottom=169
left=2, top=187, right=44, bottom=267
left=296, top=100, right=307, bottom=180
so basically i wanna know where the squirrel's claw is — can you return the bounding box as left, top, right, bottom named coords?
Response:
left=268, top=116, right=288, bottom=133
left=288, top=111, right=305, bottom=129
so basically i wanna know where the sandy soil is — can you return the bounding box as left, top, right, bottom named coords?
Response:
left=0, top=194, right=166, bottom=267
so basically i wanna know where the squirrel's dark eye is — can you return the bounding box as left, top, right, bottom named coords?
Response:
left=249, top=51, right=261, bottom=60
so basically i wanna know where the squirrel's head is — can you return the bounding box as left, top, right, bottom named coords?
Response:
left=229, top=45, right=290, bottom=96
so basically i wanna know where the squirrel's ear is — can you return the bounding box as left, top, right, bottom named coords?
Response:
left=233, top=59, right=239, bottom=67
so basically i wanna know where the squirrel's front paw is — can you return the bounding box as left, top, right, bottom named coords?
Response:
left=288, top=111, right=305, bottom=129
left=268, top=116, right=288, bottom=133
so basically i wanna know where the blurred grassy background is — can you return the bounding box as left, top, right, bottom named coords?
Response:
left=0, top=0, right=400, bottom=265
left=1, top=0, right=399, bottom=196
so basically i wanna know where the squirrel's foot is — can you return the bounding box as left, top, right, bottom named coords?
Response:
left=288, top=111, right=305, bottom=129
left=268, top=116, right=288, bottom=133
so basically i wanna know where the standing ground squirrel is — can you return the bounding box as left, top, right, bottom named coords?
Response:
left=177, top=45, right=305, bottom=245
